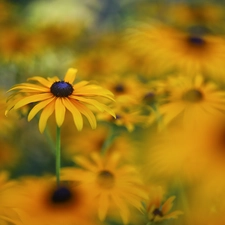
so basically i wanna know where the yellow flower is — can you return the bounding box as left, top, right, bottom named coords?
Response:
left=12, top=176, right=94, bottom=225
left=0, top=26, right=41, bottom=62
left=62, top=152, right=148, bottom=224
left=0, top=172, right=22, bottom=225
left=166, top=3, right=224, bottom=27
left=159, top=74, right=225, bottom=128
left=146, top=186, right=183, bottom=223
left=6, top=68, right=115, bottom=133
left=142, top=128, right=208, bottom=182
left=130, top=22, right=225, bottom=76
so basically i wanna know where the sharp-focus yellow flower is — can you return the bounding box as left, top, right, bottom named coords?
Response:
left=6, top=68, right=115, bottom=133
left=62, top=152, right=148, bottom=224
left=146, top=186, right=183, bottom=223
left=159, top=74, right=225, bottom=129
left=12, top=176, right=94, bottom=225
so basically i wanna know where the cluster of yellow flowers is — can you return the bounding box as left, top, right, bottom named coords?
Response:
left=1, top=1, right=225, bottom=225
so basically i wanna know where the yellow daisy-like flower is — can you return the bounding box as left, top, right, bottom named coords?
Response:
left=6, top=68, right=115, bottom=133
left=159, top=74, right=225, bottom=128
left=12, top=176, right=94, bottom=225
left=61, top=152, right=148, bottom=224
left=146, top=186, right=183, bottom=223
left=0, top=171, right=22, bottom=225
left=130, top=22, right=225, bottom=76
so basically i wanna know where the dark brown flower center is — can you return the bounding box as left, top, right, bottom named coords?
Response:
left=114, top=84, right=125, bottom=93
left=50, top=81, right=74, bottom=97
left=143, top=92, right=155, bottom=105
left=50, top=186, right=73, bottom=204
left=182, top=89, right=203, bottom=102
left=187, top=36, right=205, bottom=46
left=153, top=208, right=163, bottom=217
left=97, top=170, right=115, bottom=189
left=186, top=25, right=209, bottom=47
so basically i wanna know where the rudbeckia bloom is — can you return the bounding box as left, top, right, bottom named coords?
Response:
left=6, top=68, right=115, bottom=133
left=12, top=176, right=94, bottom=225
left=146, top=186, right=183, bottom=223
left=130, top=22, right=225, bottom=76
left=61, top=152, right=148, bottom=224
left=0, top=172, right=22, bottom=225
left=159, top=74, right=225, bottom=128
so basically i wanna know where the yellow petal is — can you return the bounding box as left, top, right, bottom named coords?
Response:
left=161, top=196, right=176, bottom=214
left=64, top=68, right=77, bottom=84
left=28, top=76, right=53, bottom=88
left=73, top=81, right=89, bottom=89
left=98, top=193, right=109, bottom=221
left=72, top=96, right=116, bottom=118
left=62, top=98, right=83, bottom=130
left=55, top=98, right=66, bottom=127
left=73, top=156, right=98, bottom=172
left=28, top=98, right=54, bottom=121
left=71, top=99, right=97, bottom=129
left=39, top=100, right=55, bottom=133
left=111, top=194, right=130, bottom=224
left=14, top=93, right=52, bottom=109
left=8, top=83, right=49, bottom=92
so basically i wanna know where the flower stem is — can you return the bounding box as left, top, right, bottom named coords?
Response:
left=56, top=126, right=61, bottom=186
left=100, top=124, right=120, bottom=155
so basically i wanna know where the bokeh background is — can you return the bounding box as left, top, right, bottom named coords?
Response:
left=2, top=0, right=225, bottom=225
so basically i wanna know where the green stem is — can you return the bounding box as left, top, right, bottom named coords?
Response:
left=56, top=126, right=61, bottom=186
left=100, top=124, right=120, bottom=155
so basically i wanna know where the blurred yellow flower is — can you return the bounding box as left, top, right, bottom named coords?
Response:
left=6, top=68, right=115, bottom=133
left=130, top=22, right=225, bottom=76
left=159, top=74, right=225, bottom=128
left=0, top=26, right=41, bottom=62
left=146, top=186, right=183, bottom=223
left=13, top=176, right=94, bottom=225
left=143, top=128, right=208, bottom=182
left=62, top=152, right=148, bottom=224
left=166, top=3, right=225, bottom=27
left=0, top=172, right=22, bottom=225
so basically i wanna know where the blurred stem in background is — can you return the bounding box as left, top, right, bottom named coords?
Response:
left=56, top=126, right=61, bottom=186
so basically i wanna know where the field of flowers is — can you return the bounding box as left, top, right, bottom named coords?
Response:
left=1, top=0, right=225, bottom=224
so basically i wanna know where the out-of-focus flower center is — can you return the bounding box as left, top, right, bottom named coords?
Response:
left=51, top=186, right=73, bottom=204
left=143, top=92, right=155, bottom=104
left=114, top=84, right=125, bottom=93
left=186, top=25, right=209, bottom=47
left=187, top=36, right=205, bottom=46
left=97, top=170, right=115, bottom=189
left=153, top=208, right=163, bottom=217
left=182, top=89, right=203, bottom=102
left=50, top=81, right=74, bottom=97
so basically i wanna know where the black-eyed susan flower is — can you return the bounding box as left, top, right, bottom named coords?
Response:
left=146, top=186, right=183, bottom=223
left=0, top=171, right=22, bottom=225
left=159, top=74, right=225, bottom=129
left=166, top=3, right=225, bottom=28
left=12, top=176, right=94, bottom=225
left=61, top=152, right=148, bottom=224
left=142, top=128, right=208, bottom=182
left=98, top=95, right=152, bottom=132
left=6, top=68, right=115, bottom=133
left=130, top=21, right=225, bottom=76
